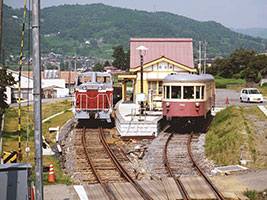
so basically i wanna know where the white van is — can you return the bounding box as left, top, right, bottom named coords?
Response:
left=240, top=88, right=263, bottom=103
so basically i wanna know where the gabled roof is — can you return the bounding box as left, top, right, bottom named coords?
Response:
left=130, top=38, right=194, bottom=69
left=129, top=56, right=197, bottom=73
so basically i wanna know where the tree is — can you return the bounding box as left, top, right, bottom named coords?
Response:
left=103, top=60, right=110, bottom=67
left=125, top=50, right=130, bottom=70
left=93, top=62, right=104, bottom=71
left=112, top=45, right=126, bottom=70
left=0, top=66, right=16, bottom=131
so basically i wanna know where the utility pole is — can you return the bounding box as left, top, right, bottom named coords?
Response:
left=0, top=0, right=3, bottom=57
left=198, top=41, right=202, bottom=74
left=32, top=0, right=43, bottom=199
left=203, top=40, right=208, bottom=74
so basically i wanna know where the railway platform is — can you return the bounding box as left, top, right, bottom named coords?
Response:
left=44, top=176, right=247, bottom=200
left=114, top=101, right=163, bottom=138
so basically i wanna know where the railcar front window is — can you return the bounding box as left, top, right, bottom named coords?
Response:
left=84, top=76, right=91, bottom=83
left=166, top=86, right=170, bottom=99
left=196, top=86, right=200, bottom=99
left=184, top=86, right=194, bottom=99
left=171, top=86, right=181, bottom=99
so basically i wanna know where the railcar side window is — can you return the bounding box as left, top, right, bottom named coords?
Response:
left=196, top=86, right=200, bottom=99
left=184, top=86, right=194, bottom=99
left=171, top=86, right=181, bottom=99
left=201, top=86, right=205, bottom=99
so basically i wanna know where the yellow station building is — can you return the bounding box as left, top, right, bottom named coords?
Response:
left=118, top=38, right=197, bottom=108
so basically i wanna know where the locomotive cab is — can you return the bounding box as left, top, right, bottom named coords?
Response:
left=74, top=72, right=113, bottom=123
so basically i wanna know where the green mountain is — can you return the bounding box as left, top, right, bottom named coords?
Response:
left=233, top=27, right=267, bottom=39
left=2, top=3, right=267, bottom=60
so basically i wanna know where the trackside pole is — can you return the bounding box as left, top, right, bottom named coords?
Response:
left=32, top=0, right=43, bottom=199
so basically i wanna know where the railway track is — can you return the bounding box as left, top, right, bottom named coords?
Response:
left=164, top=132, right=225, bottom=200
left=74, top=126, right=154, bottom=200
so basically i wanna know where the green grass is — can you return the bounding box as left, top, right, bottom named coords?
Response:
left=206, top=105, right=267, bottom=168
left=215, top=76, right=246, bottom=88
left=244, top=189, right=267, bottom=200
left=205, top=106, right=245, bottom=165
left=2, top=99, right=73, bottom=185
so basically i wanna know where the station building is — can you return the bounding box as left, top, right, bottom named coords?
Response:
left=118, top=38, right=197, bottom=108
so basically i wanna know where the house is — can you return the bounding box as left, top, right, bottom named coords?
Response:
left=118, top=38, right=196, bottom=108
left=6, top=70, right=34, bottom=104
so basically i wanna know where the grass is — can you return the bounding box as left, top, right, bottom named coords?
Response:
left=215, top=76, right=246, bottom=88
left=205, top=106, right=245, bottom=165
left=206, top=105, right=267, bottom=168
left=2, top=99, right=73, bottom=185
left=244, top=189, right=267, bottom=200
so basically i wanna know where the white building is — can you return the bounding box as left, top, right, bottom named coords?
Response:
left=5, top=69, right=69, bottom=104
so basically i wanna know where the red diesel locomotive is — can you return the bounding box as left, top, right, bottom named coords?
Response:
left=162, top=73, right=215, bottom=124
left=74, top=72, right=113, bottom=123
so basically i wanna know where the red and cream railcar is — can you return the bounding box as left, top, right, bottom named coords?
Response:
left=162, top=73, right=215, bottom=123
left=74, top=72, right=113, bottom=123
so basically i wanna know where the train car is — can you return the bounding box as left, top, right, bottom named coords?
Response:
left=162, top=73, right=215, bottom=125
left=74, top=72, right=113, bottom=123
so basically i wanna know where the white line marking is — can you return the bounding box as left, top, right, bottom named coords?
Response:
left=74, top=185, right=88, bottom=200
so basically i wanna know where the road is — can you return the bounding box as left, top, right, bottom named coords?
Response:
left=215, top=89, right=267, bottom=108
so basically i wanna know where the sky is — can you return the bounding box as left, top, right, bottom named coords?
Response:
left=5, top=0, right=267, bottom=29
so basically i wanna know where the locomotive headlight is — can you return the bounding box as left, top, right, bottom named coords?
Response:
left=195, top=102, right=200, bottom=107
left=166, top=102, right=170, bottom=107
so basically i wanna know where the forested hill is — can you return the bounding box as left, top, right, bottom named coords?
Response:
left=3, top=3, right=267, bottom=59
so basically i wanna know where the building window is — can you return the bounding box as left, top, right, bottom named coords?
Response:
left=148, top=81, right=157, bottom=94
left=159, top=81, right=163, bottom=94
left=148, top=81, right=163, bottom=95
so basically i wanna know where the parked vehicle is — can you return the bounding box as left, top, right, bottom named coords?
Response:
left=240, top=88, right=263, bottom=103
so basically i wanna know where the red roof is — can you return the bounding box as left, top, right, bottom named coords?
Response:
left=130, top=38, right=194, bottom=69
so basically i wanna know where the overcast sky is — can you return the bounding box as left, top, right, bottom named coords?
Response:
left=5, top=0, right=267, bottom=29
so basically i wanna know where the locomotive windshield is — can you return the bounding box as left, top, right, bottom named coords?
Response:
left=76, top=72, right=112, bottom=86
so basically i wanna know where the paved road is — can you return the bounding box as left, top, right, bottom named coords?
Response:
left=215, top=89, right=267, bottom=108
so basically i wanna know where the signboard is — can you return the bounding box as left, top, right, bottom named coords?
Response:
left=136, top=93, right=146, bottom=102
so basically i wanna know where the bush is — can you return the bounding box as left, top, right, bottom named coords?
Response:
left=216, top=82, right=227, bottom=88
left=244, top=190, right=258, bottom=200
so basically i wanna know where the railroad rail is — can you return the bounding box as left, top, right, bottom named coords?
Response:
left=81, top=126, right=153, bottom=200
left=188, top=133, right=225, bottom=200
left=82, top=126, right=119, bottom=200
left=163, top=132, right=190, bottom=200
left=163, top=131, right=225, bottom=200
